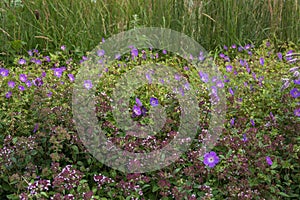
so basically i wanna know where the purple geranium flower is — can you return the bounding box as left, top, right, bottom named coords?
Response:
left=230, top=118, right=235, bottom=127
left=25, top=80, right=32, bottom=87
left=199, top=71, right=209, bottom=83
left=277, top=52, right=283, bottom=61
left=61, top=45, right=66, bottom=51
left=44, top=56, right=51, bottom=62
left=150, top=97, right=159, bottom=107
left=8, top=81, right=15, bottom=88
left=141, top=106, right=147, bottom=116
left=19, top=74, right=27, bottom=82
left=133, top=105, right=141, bottom=116
left=84, top=80, right=93, bottom=90
left=266, top=156, right=273, bottom=166
left=229, top=87, right=234, bottom=95
left=68, top=74, right=75, bottom=82
left=18, top=85, right=25, bottom=91
left=216, top=80, right=224, bottom=88
left=242, top=133, right=247, bottom=142
left=5, top=91, right=12, bottom=98
left=231, top=44, right=236, bottom=49
left=33, top=78, right=43, bottom=87
left=18, top=58, right=26, bottom=65
left=145, top=73, right=152, bottom=84
left=226, top=65, right=233, bottom=72
left=250, top=119, right=255, bottom=127
left=131, top=48, right=138, bottom=58
left=203, top=151, right=220, bottom=168
left=294, top=108, right=300, bottom=117
left=97, top=49, right=105, bottom=57
left=260, top=57, right=264, bottom=66
left=211, top=86, right=218, bottom=95
left=136, top=97, right=143, bottom=107
left=294, top=79, right=300, bottom=85
left=115, top=53, right=121, bottom=60
left=51, top=67, right=66, bottom=78
left=0, top=68, right=9, bottom=77
left=290, top=88, right=300, bottom=98
left=162, top=49, right=167, bottom=54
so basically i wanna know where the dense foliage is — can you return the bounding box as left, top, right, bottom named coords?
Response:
left=0, top=40, right=299, bottom=199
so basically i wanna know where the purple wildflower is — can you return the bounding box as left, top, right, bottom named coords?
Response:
left=61, top=45, right=66, bottom=51
left=184, top=82, right=190, bottom=90
left=83, top=80, right=93, bottom=90
left=8, top=81, right=15, bottom=88
left=211, top=86, right=218, bottom=94
left=97, top=49, right=105, bottom=57
left=250, top=119, right=255, bottom=127
left=203, top=151, right=220, bottom=168
left=150, top=97, right=159, bottom=107
left=25, top=80, right=32, bottom=87
left=242, top=134, right=247, bottom=142
left=19, top=74, right=27, bottom=82
left=174, top=74, right=181, bottom=81
left=136, top=97, right=143, bottom=107
left=28, top=50, right=33, bottom=56
left=44, top=56, right=51, bottom=62
left=294, top=108, right=300, bottom=117
left=226, top=65, right=233, bottom=72
left=199, top=71, right=209, bottom=83
left=294, top=79, right=300, bottom=85
left=33, top=78, right=43, bottom=87
left=260, top=57, right=264, bottom=66
left=224, top=45, right=228, bottom=51
left=229, top=87, right=234, bottom=95
left=266, top=156, right=273, bottom=166
left=42, top=71, right=46, bottom=77
left=239, top=59, right=245, bottom=66
left=141, top=106, right=147, bottom=116
left=252, top=72, right=257, bottom=80
left=35, top=59, right=42, bottom=65
left=230, top=118, right=235, bottom=126
left=18, top=85, right=25, bottom=91
left=52, top=67, right=66, bottom=78
left=18, top=58, right=26, bottom=65
left=219, top=53, right=225, bottom=58
left=198, top=51, right=205, bottom=61
left=277, top=53, right=283, bottom=61
left=223, top=75, right=230, bottom=83
left=0, top=68, right=9, bottom=77
left=231, top=44, right=236, bottom=49
left=133, top=105, right=141, bottom=116
left=33, top=123, right=39, bottom=133
left=145, top=73, right=152, bottom=84
left=131, top=48, right=138, bottom=58
left=5, top=91, right=12, bottom=98
left=68, top=74, right=75, bottom=82
left=216, top=80, right=224, bottom=88
left=115, top=53, right=121, bottom=60
left=47, top=91, right=53, bottom=97
left=290, top=88, right=300, bottom=98
left=162, top=49, right=167, bottom=54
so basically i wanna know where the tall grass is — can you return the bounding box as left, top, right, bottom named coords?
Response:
left=0, top=0, right=299, bottom=62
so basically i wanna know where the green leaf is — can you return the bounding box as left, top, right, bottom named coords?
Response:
left=278, top=192, right=290, bottom=197
left=152, top=184, right=160, bottom=192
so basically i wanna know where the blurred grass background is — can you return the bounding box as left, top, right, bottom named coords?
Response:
left=0, top=0, right=299, bottom=63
